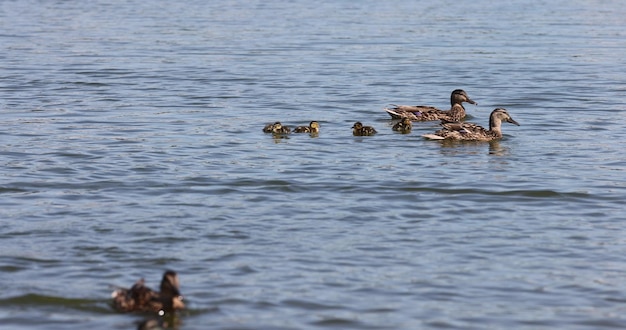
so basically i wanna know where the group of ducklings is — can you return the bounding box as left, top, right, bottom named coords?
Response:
left=264, top=89, right=520, bottom=141
left=263, top=121, right=320, bottom=135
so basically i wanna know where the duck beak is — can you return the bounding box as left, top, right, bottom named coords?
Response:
left=466, top=97, right=477, bottom=105
left=508, top=118, right=520, bottom=126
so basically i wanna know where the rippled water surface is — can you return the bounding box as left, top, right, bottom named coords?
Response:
left=2, top=0, right=626, bottom=329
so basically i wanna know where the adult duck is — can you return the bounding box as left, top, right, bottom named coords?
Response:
left=423, top=108, right=519, bottom=141
left=112, top=270, right=185, bottom=314
left=384, top=89, right=477, bottom=122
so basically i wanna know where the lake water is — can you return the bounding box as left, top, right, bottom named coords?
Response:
left=1, top=0, right=626, bottom=329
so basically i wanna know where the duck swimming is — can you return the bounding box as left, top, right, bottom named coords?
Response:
left=263, top=122, right=291, bottom=134
left=392, top=118, right=412, bottom=133
left=384, top=89, right=477, bottom=122
left=262, top=122, right=279, bottom=133
left=293, top=121, right=320, bottom=133
left=112, top=270, right=185, bottom=314
left=423, top=108, right=519, bottom=141
left=352, top=122, right=377, bottom=136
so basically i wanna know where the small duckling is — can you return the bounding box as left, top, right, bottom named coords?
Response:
left=272, top=122, right=291, bottom=134
left=263, top=122, right=290, bottom=134
left=392, top=118, right=412, bottom=133
left=293, top=121, right=320, bottom=133
left=262, top=122, right=280, bottom=133
left=352, top=122, right=377, bottom=136
left=112, top=270, right=185, bottom=314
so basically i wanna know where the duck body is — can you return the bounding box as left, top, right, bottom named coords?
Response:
left=263, top=122, right=291, bottom=134
left=392, top=118, right=412, bottom=133
left=293, top=121, right=320, bottom=133
left=112, top=270, right=185, bottom=314
left=423, top=108, right=519, bottom=141
left=384, top=89, right=476, bottom=122
left=352, top=122, right=377, bottom=136
left=262, top=122, right=278, bottom=133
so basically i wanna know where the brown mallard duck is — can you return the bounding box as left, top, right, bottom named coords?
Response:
left=293, top=121, right=320, bottom=133
left=112, top=270, right=185, bottom=314
left=352, top=122, right=377, bottom=136
left=392, top=118, right=412, bottom=133
left=262, top=122, right=290, bottom=134
left=384, top=89, right=477, bottom=122
left=423, top=108, right=519, bottom=141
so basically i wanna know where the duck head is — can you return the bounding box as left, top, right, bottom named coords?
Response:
left=489, top=108, right=520, bottom=130
left=271, top=122, right=284, bottom=133
left=159, top=270, right=185, bottom=311
left=351, top=122, right=364, bottom=134
left=451, top=89, right=477, bottom=106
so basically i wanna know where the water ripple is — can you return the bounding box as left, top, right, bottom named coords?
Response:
left=2, top=0, right=626, bottom=329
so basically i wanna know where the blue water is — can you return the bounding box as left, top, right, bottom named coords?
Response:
left=2, top=0, right=626, bottom=329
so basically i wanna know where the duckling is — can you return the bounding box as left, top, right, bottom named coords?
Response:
left=293, top=121, right=320, bottom=133
left=384, top=89, right=477, bottom=122
left=112, top=270, right=185, bottom=314
left=262, top=122, right=290, bottom=134
left=423, top=108, right=519, bottom=141
left=352, top=122, right=377, bottom=136
left=272, top=122, right=291, bottom=134
left=392, top=117, right=412, bottom=133
left=262, top=122, right=280, bottom=133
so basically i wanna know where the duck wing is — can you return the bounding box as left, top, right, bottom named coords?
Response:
left=384, top=105, right=442, bottom=120
left=442, top=122, right=487, bottom=135
left=428, top=122, right=491, bottom=141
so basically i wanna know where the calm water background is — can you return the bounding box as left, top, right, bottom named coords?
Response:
left=1, top=0, right=626, bottom=329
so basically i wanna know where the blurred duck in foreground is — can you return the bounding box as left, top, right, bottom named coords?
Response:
left=392, top=118, right=412, bottom=134
left=352, top=122, right=377, bottom=136
left=263, top=122, right=291, bottom=134
left=293, top=121, right=320, bottom=133
left=384, top=89, right=477, bottom=122
left=423, top=108, right=519, bottom=141
left=112, top=270, right=185, bottom=314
